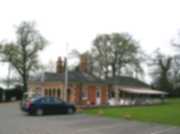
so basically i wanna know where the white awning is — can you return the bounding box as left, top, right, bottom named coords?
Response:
left=119, top=87, right=167, bottom=95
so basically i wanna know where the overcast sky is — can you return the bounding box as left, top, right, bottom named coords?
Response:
left=0, top=0, right=180, bottom=82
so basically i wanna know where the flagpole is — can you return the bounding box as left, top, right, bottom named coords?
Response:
left=64, top=43, right=69, bottom=102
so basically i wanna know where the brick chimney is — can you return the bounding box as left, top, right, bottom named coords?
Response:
left=56, top=57, right=64, bottom=73
left=79, top=54, right=88, bottom=72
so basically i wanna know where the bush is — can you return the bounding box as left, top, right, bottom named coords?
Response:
left=1, top=86, right=24, bottom=102
left=0, top=88, right=3, bottom=102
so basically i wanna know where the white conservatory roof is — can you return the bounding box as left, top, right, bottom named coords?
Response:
left=119, top=87, right=167, bottom=95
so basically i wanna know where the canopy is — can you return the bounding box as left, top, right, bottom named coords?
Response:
left=119, top=87, right=167, bottom=95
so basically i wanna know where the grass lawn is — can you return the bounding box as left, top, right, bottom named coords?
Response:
left=83, top=98, right=180, bottom=126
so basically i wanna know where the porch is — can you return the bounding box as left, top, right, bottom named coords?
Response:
left=108, top=87, right=167, bottom=106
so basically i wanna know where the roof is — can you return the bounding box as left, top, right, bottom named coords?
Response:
left=119, top=87, right=167, bottom=95
left=31, top=73, right=150, bottom=87
left=42, top=71, right=104, bottom=84
left=106, top=76, right=167, bottom=95
left=30, top=72, right=167, bottom=95
left=106, top=76, right=149, bottom=88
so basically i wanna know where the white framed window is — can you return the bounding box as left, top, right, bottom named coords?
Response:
left=81, top=88, right=88, bottom=100
left=96, top=89, right=101, bottom=98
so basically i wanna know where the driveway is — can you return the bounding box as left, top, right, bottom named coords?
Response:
left=0, top=102, right=179, bottom=134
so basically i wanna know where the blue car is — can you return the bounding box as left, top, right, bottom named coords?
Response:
left=21, top=96, right=76, bottom=116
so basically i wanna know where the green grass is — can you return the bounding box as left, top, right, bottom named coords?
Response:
left=83, top=98, right=180, bottom=126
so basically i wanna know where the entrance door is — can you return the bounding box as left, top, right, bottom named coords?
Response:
left=96, top=89, right=101, bottom=105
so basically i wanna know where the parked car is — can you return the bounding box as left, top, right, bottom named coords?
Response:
left=21, top=96, right=76, bottom=116
left=20, top=91, right=41, bottom=110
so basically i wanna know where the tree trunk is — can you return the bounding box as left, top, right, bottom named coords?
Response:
left=112, top=63, right=116, bottom=78
left=104, top=66, right=109, bottom=79
left=22, top=71, right=28, bottom=92
left=105, top=71, right=108, bottom=79
left=22, top=44, right=28, bottom=92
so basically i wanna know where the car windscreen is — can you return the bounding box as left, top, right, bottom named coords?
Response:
left=31, top=96, right=43, bottom=102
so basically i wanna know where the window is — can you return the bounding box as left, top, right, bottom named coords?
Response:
left=81, top=88, right=88, bottom=100
left=49, top=89, right=52, bottom=96
left=57, top=89, right=61, bottom=98
left=67, top=89, right=71, bottom=96
left=45, top=89, right=48, bottom=96
left=39, top=98, right=47, bottom=104
left=96, top=89, right=101, bottom=98
left=109, top=90, right=115, bottom=98
left=53, top=89, right=56, bottom=96
left=50, top=97, right=64, bottom=104
left=118, top=90, right=121, bottom=97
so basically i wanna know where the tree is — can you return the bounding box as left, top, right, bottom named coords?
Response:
left=68, top=49, right=95, bottom=75
left=0, top=21, right=47, bottom=92
left=171, top=34, right=180, bottom=83
left=91, top=33, right=144, bottom=79
left=149, top=50, right=173, bottom=92
left=169, top=34, right=180, bottom=96
left=44, top=60, right=56, bottom=72
left=169, top=56, right=180, bottom=90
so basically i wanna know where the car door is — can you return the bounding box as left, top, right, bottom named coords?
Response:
left=53, top=98, right=67, bottom=114
left=44, top=97, right=67, bottom=114
left=39, top=97, right=53, bottom=114
left=47, top=97, right=59, bottom=114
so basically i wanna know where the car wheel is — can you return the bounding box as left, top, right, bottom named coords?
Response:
left=36, top=108, right=44, bottom=116
left=67, top=107, right=74, bottom=114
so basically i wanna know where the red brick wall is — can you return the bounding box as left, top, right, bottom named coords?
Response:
left=88, top=85, right=96, bottom=105
left=101, top=86, right=108, bottom=104
left=29, top=81, right=109, bottom=105
left=75, top=85, right=81, bottom=104
left=42, top=82, right=64, bottom=89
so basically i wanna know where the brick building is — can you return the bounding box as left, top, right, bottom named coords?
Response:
left=28, top=55, right=108, bottom=105
left=28, top=55, right=167, bottom=106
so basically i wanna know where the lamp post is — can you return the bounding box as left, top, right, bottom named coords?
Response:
left=64, top=57, right=68, bottom=101
left=64, top=43, right=69, bottom=102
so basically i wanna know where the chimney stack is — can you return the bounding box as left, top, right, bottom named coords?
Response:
left=56, top=57, right=64, bottom=73
left=79, top=54, right=88, bottom=73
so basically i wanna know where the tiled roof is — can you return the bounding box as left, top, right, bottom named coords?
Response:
left=43, top=71, right=104, bottom=84
left=105, top=76, right=149, bottom=88
left=31, top=71, right=149, bottom=87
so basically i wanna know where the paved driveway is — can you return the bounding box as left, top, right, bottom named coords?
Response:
left=0, top=102, right=180, bottom=134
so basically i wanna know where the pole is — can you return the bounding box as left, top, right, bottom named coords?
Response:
left=64, top=57, right=68, bottom=101
left=64, top=43, right=69, bottom=102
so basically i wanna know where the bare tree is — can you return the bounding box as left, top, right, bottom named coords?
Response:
left=0, top=21, right=47, bottom=92
left=149, top=50, right=173, bottom=92
left=68, top=33, right=144, bottom=79
left=91, top=33, right=144, bottom=79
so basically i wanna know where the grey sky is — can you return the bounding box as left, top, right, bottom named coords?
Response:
left=0, top=0, right=180, bottom=82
